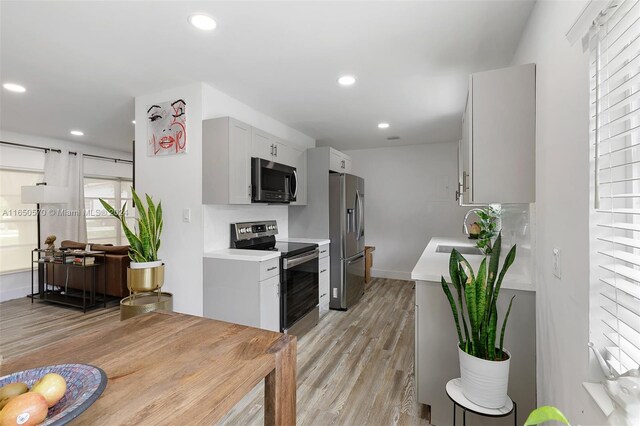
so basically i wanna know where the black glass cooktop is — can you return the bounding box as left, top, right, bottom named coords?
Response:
left=275, top=242, right=317, bottom=258
left=254, top=241, right=317, bottom=258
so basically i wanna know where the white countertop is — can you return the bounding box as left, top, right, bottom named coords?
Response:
left=411, top=237, right=533, bottom=292
left=203, top=249, right=281, bottom=262
left=277, top=237, right=331, bottom=245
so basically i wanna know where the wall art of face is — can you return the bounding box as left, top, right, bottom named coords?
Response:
left=147, top=99, right=187, bottom=155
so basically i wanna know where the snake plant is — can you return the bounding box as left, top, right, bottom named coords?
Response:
left=440, top=232, right=516, bottom=360
left=99, top=188, right=163, bottom=263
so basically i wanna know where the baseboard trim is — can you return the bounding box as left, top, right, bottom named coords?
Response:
left=371, top=268, right=412, bottom=281
left=0, top=285, right=31, bottom=303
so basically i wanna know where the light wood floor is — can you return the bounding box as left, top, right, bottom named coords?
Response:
left=0, top=278, right=428, bottom=425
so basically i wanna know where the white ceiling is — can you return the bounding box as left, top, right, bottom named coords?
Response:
left=0, top=1, right=534, bottom=153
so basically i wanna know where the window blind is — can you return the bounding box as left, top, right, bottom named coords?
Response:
left=592, top=0, right=640, bottom=375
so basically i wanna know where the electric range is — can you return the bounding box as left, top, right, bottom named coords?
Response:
left=230, top=220, right=319, bottom=336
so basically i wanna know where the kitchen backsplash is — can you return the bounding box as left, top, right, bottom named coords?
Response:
left=495, top=203, right=533, bottom=282
left=498, top=203, right=531, bottom=250
left=203, top=204, right=289, bottom=252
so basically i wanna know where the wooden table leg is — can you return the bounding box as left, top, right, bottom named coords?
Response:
left=264, top=336, right=297, bottom=426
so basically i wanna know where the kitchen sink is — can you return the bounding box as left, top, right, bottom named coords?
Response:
left=435, top=245, right=483, bottom=256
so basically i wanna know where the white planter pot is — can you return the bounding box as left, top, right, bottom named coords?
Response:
left=458, top=346, right=511, bottom=408
left=130, top=260, right=163, bottom=269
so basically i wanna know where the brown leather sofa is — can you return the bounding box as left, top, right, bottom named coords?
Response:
left=45, top=240, right=131, bottom=298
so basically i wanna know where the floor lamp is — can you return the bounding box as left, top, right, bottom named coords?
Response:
left=21, top=182, right=69, bottom=298
left=21, top=182, right=69, bottom=248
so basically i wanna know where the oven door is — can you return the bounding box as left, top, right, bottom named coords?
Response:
left=251, top=157, right=297, bottom=203
left=281, top=249, right=319, bottom=331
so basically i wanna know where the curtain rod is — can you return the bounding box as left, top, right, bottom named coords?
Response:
left=0, top=140, right=133, bottom=164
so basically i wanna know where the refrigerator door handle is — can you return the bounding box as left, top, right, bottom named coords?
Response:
left=347, top=208, right=355, bottom=233
left=358, top=190, right=364, bottom=239
left=355, top=190, right=363, bottom=241
left=347, top=253, right=365, bottom=264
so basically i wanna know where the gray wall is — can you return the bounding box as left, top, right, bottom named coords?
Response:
left=510, top=1, right=606, bottom=423
left=345, top=142, right=468, bottom=279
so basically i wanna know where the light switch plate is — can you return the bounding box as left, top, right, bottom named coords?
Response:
left=553, top=248, right=561, bottom=279
left=182, top=208, right=191, bottom=223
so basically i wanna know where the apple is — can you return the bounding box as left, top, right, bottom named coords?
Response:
left=30, top=373, right=66, bottom=407
left=0, top=392, right=48, bottom=426
left=0, top=383, right=28, bottom=410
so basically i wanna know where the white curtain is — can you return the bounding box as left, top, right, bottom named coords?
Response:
left=41, top=151, right=87, bottom=244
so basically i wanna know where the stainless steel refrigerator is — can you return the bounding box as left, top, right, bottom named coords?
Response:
left=329, top=173, right=365, bottom=310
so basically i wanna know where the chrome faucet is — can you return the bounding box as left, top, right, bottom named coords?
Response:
left=463, top=208, right=483, bottom=235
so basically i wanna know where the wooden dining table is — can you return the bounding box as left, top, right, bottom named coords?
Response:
left=0, top=311, right=297, bottom=425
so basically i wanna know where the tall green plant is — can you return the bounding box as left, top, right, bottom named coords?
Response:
left=99, top=188, right=163, bottom=263
left=440, top=232, right=516, bottom=360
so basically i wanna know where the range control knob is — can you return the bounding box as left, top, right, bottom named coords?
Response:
left=239, top=228, right=245, bottom=234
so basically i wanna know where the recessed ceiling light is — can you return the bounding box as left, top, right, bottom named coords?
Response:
left=337, top=75, right=356, bottom=86
left=70, top=130, right=84, bottom=136
left=132, top=120, right=136, bottom=125
left=3, top=83, right=26, bottom=93
left=378, top=122, right=390, bottom=129
left=189, top=14, right=217, bottom=31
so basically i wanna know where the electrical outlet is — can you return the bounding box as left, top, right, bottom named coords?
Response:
left=333, top=288, right=338, bottom=298
left=553, top=248, right=561, bottom=279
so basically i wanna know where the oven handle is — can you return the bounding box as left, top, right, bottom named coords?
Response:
left=283, top=249, right=319, bottom=270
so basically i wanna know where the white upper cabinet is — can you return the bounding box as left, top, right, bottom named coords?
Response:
left=251, top=129, right=298, bottom=167
left=204, top=117, right=308, bottom=205
left=458, top=63, right=536, bottom=205
left=329, top=148, right=352, bottom=173
left=290, top=146, right=307, bottom=205
left=273, top=138, right=297, bottom=167
left=203, top=117, right=252, bottom=205
left=251, top=128, right=275, bottom=161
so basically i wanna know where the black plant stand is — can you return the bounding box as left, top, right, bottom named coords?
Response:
left=446, top=378, right=517, bottom=426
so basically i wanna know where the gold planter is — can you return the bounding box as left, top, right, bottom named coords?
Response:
left=120, top=291, right=173, bottom=321
left=127, top=264, right=165, bottom=293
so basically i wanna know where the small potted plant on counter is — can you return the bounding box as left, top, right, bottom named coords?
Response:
left=475, top=205, right=501, bottom=255
left=440, top=232, right=516, bottom=408
left=99, top=188, right=164, bottom=294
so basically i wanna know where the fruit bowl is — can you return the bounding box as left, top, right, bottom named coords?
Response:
left=0, top=364, right=107, bottom=425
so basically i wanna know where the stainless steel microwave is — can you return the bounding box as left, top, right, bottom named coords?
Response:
left=251, top=158, right=297, bottom=203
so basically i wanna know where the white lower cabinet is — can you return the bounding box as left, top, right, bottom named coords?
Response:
left=203, top=256, right=281, bottom=332
left=318, top=242, right=330, bottom=315
left=415, top=280, right=536, bottom=426
left=319, top=256, right=330, bottom=315
left=259, top=275, right=280, bottom=331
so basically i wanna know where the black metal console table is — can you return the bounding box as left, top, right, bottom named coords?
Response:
left=31, top=249, right=107, bottom=312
